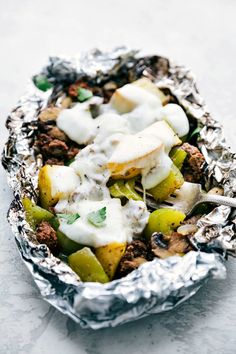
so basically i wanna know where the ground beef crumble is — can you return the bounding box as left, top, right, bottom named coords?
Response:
left=36, top=130, right=80, bottom=164
left=36, top=221, right=58, bottom=254
left=181, top=142, right=205, bottom=182
left=67, top=146, right=80, bottom=160
left=47, top=126, right=68, bottom=141
left=44, top=157, right=64, bottom=166
left=116, top=240, right=148, bottom=277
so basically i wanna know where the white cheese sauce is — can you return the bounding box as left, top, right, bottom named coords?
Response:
left=57, top=198, right=149, bottom=248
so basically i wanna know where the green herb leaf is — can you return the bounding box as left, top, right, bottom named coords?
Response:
left=65, top=157, right=75, bottom=166
left=189, top=126, right=202, bottom=139
left=34, top=75, right=53, bottom=92
left=57, top=213, right=80, bottom=225
left=87, top=207, right=106, bottom=227
left=77, top=87, right=93, bottom=102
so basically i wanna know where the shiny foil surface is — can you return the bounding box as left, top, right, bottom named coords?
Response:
left=2, top=48, right=235, bottom=329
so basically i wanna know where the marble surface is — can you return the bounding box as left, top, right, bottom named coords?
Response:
left=1, top=0, right=236, bottom=353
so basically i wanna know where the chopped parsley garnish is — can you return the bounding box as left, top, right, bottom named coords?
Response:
left=57, top=213, right=80, bottom=225
left=34, top=75, right=53, bottom=92
left=77, top=87, right=93, bottom=102
left=87, top=207, right=106, bottom=227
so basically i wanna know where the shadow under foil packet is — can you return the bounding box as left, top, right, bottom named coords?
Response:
left=2, top=48, right=236, bottom=329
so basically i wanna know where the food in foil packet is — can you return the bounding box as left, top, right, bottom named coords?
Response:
left=2, top=48, right=236, bottom=329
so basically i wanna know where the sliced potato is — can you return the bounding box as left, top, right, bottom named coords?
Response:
left=144, top=209, right=186, bottom=239
left=161, top=104, right=189, bottom=138
left=148, top=164, right=184, bottom=202
left=108, top=121, right=180, bottom=183
left=140, top=120, right=181, bottom=151
left=110, top=82, right=161, bottom=114
left=68, top=247, right=109, bottom=283
left=132, top=77, right=168, bottom=105
left=95, top=242, right=126, bottom=280
left=38, top=165, right=80, bottom=209
left=107, top=133, right=163, bottom=179
left=110, top=88, right=137, bottom=113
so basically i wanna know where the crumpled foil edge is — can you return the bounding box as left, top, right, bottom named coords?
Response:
left=2, top=48, right=235, bottom=329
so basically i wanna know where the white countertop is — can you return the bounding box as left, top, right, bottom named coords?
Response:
left=1, top=0, right=236, bottom=353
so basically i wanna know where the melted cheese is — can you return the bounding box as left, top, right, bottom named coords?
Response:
left=122, top=104, right=158, bottom=133
left=57, top=104, right=95, bottom=145
left=159, top=104, right=189, bottom=137
left=141, top=147, right=173, bottom=189
left=94, top=113, right=130, bottom=143
left=57, top=198, right=149, bottom=247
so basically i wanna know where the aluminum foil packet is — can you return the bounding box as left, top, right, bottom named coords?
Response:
left=2, top=48, right=236, bottom=329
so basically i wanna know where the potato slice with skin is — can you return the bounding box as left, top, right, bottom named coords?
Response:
left=38, top=165, right=80, bottom=209
left=107, top=134, right=163, bottom=179
left=110, top=83, right=162, bottom=114
left=132, top=77, right=168, bottom=105
left=95, top=242, right=126, bottom=280
left=139, top=121, right=181, bottom=152
left=107, top=121, right=180, bottom=185
left=148, top=164, right=184, bottom=202
left=68, top=247, right=109, bottom=283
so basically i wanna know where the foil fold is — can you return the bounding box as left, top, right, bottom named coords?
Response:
left=2, top=48, right=236, bottom=329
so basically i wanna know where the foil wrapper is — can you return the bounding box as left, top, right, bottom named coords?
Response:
left=2, top=48, right=236, bottom=329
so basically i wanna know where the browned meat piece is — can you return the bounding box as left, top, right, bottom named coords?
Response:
left=38, top=107, right=61, bottom=122
left=36, top=132, right=79, bottom=163
left=38, top=120, right=54, bottom=134
left=150, top=232, right=192, bottom=259
left=36, top=221, right=58, bottom=254
left=37, top=133, right=53, bottom=147
left=181, top=143, right=205, bottom=182
left=68, top=81, right=89, bottom=98
left=116, top=240, right=148, bottom=277
left=181, top=143, right=205, bottom=171
left=47, top=126, right=68, bottom=141
left=68, top=84, right=79, bottom=98
left=91, top=86, right=103, bottom=97
left=42, top=139, right=69, bottom=157
left=67, top=146, right=80, bottom=160
left=44, top=158, right=64, bottom=166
